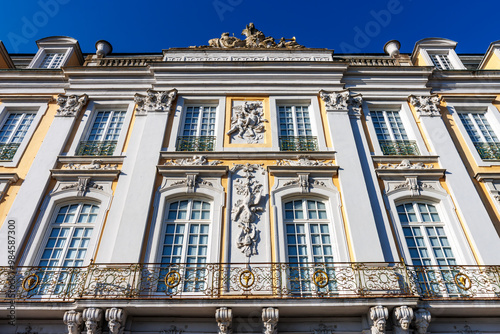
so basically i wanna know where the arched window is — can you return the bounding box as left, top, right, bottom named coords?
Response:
left=157, top=199, right=211, bottom=293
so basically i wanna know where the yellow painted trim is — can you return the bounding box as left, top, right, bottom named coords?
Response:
left=407, top=101, right=433, bottom=153
left=122, top=104, right=138, bottom=154
left=332, top=175, right=355, bottom=261
left=318, top=96, right=333, bottom=148
left=224, top=97, right=272, bottom=148
left=268, top=173, right=276, bottom=263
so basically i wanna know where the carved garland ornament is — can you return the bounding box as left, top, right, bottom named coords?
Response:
left=319, top=89, right=363, bottom=116
left=394, top=177, right=434, bottom=196
left=227, top=101, right=267, bottom=143
left=61, top=177, right=104, bottom=196
left=134, top=88, right=177, bottom=115
left=276, top=156, right=334, bottom=166
left=409, top=95, right=441, bottom=117
left=379, top=159, right=433, bottom=170
left=164, top=155, right=222, bottom=166
left=63, top=159, right=118, bottom=170
left=56, top=94, right=88, bottom=117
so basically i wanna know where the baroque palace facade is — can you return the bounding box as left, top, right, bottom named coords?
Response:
left=1, top=24, right=500, bottom=334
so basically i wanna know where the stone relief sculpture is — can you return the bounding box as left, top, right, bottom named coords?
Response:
left=63, top=159, right=118, bottom=170
left=262, top=307, right=279, bottom=334
left=105, top=308, right=126, bottom=334
left=227, top=101, right=267, bottom=143
left=134, top=88, right=177, bottom=114
left=82, top=308, right=103, bottom=334
left=204, top=23, right=304, bottom=49
left=230, top=163, right=265, bottom=257
left=56, top=94, right=88, bottom=117
left=61, top=177, right=104, bottom=196
left=408, top=95, right=441, bottom=117
left=215, top=307, right=233, bottom=334
left=319, top=89, right=363, bottom=116
left=393, top=306, right=414, bottom=334
left=63, top=310, right=83, bottom=334
left=277, top=156, right=334, bottom=166
left=369, top=306, right=388, bottom=334
left=164, top=155, right=222, bottom=166
left=379, top=159, right=433, bottom=170
left=414, top=309, right=431, bottom=334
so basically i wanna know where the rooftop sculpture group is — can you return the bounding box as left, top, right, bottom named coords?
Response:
left=203, top=23, right=304, bottom=49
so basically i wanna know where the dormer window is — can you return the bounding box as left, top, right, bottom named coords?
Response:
left=40, top=53, right=65, bottom=69
left=28, top=36, right=83, bottom=69
left=411, top=38, right=466, bottom=70
left=429, top=53, right=453, bottom=70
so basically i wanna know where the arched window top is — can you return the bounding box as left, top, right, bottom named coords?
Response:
left=396, top=202, right=441, bottom=224
left=165, top=199, right=211, bottom=221
left=284, top=199, right=327, bottom=221
left=54, top=203, right=99, bottom=224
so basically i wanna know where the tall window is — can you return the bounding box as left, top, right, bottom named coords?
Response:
left=430, top=54, right=453, bottom=70
left=77, top=110, right=126, bottom=156
left=371, top=110, right=418, bottom=155
left=0, top=113, right=36, bottom=161
left=36, top=203, right=99, bottom=294
left=458, top=112, right=500, bottom=160
left=177, top=106, right=216, bottom=151
left=278, top=105, right=317, bottom=151
left=39, top=53, right=65, bottom=69
left=284, top=199, right=334, bottom=293
left=397, top=202, right=460, bottom=296
left=158, top=199, right=211, bottom=293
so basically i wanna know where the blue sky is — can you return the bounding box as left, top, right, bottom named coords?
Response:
left=0, top=0, right=498, bottom=55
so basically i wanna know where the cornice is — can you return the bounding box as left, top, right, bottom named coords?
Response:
left=50, top=169, right=120, bottom=181
left=157, top=165, right=228, bottom=177
left=160, top=151, right=336, bottom=160
left=376, top=168, right=446, bottom=180
left=57, top=156, right=126, bottom=164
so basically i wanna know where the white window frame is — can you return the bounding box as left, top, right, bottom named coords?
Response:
left=168, top=97, right=225, bottom=152
left=28, top=47, right=72, bottom=69
left=68, top=100, right=134, bottom=156
left=269, top=97, right=327, bottom=151
left=421, top=48, right=466, bottom=70
left=447, top=103, right=500, bottom=166
left=0, top=102, right=48, bottom=167
left=364, top=102, right=429, bottom=156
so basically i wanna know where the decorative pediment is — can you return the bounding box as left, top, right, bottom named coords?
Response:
left=408, top=94, right=441, bottom=117
left=269, top=165, right=338, bottom=193
left=319, top=89, right=363, bottom=116
left=134, top=88, right=177, bottom=115
left=198, top=23, right=304, bottom=49
left=56, top=94, right=88, bottom=117
left=157, top=164, right=227, bottom=193
left=50, top=167, right=119, bottom=197
left=376, top=164, right=445, bottom=197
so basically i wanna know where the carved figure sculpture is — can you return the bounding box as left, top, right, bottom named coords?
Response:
left=105, top=308, right=126, bottom=334
left=56, top=94, right=88, bottom=117
left=409, top=95, right=441, bottom=117
left=369, top=306, right=388, bottom=334
left=319, top=89, right=363, bottom=115
left=215, top=307, right=233, bottom=334
left=414, top=308, right=431, bottom=334
left=227, top=102, right=267, bottom=143
left=134, top=89, right=177, bottom=114
left=63, top=310, right=83, bottom=334
left=83, top=308, right=103, bottom=334
left=262, top=307, right=279, bottom=334
left=393, top=306, right=414, bottom=334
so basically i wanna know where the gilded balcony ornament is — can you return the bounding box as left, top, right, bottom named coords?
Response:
left=408, top=95, right=441, bottom=117
left=414, top=309, right=431, bottom=334
left=56, top=94, right=88, bottom=117
left=134, top=88, right=177, bottom=115
left=313, top=270, right=329, bottom=288
left=227, top=101, right=267, bottom=144
left=319, top=89, right=363, bottom=116
left=203, top=23, right=304, bottom=49
left=454, top=272, right=472, bottom=290
left=83, top=308, right=103, bottom=334
left=21, top=273, right=39, bottom=291
left=393, top=306, right=414, bottom=334
left=369, top=306, right=388, bottom=334
left=105, top=308, right=126, bottom=334
left=164, top=270, right=181, bottom=288
left=215, top=307, right=233, bottom=334
left=239, top=269, right=255, bottom=288
left=63, top=311, right=83, bottom=334
left=262, top=307, right=279, bottom=334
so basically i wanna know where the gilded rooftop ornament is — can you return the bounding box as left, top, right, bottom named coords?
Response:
left=199, top=23, right=304, bottom=49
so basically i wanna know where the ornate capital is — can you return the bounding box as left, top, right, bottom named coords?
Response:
left=414, top=308, right=431, bottom=334
left=393, top=306, right=414, bottom=334
left=134, top=88, right=177, bottom=115
left=215, top=307, right=233, bottom=334
left=83, top=307, right=103, bottom=334
left=319, top=89, right=363, bottom=116
left=408, top=95, right=441, bottom=117
left=369, top=306, right=388, bottom=334
left=56, top=94, right=88, bottom=117
left=63, top=310, right=83, bottom=334
left=105, top=308, right=126, bottom=334
left=262, top=307, right=279, bottom=334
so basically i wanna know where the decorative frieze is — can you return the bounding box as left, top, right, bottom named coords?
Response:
left=378, top=159, right=433, bottom=170
left=63, top=310, right=83, bottom=334
left=414, top=309, right=431, bottom=334
left=369, top=306, right=388, bottom=334
left=276, top=156, right=334, bottom=166
left=319, top=89, right=363, bottom=116
left=394, top=176, right=435, bottom=196
left=105, top=308, right=126, bottom=334
left=61, top=177, right=103, bottom=196
left=227, top=101, right=267, bottom=144
left=134, top=88, right=177, bottom=115
left=56, top=94, right=88, bottom=117
left=164, top=155, right=222, bottom=166
left=262, top=307, right=279, bottom=334
left=409, top=95, right=441, bottom=117
left=63, top=159, right=118, bottom=170
left=83, top=308, right=103, bottom=334
left=393, top=306, right=414, bottom=334
left=282, top=174, right=327, bottom=193
left=215, top=307, right=233, bottom=334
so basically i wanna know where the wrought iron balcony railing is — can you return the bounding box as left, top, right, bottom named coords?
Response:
left=176, top=136, right=215, bottom=152
left=76, top=140, right=117, bottom=156
left=2, top=263, right=498, bottom=302
left=279, top=136, right=318, bottom=151
left=0, top=143, right=20, bottom=161
left=379, top=140, right=420, bottom=155
left=473, top=141, right=500, bottom=160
